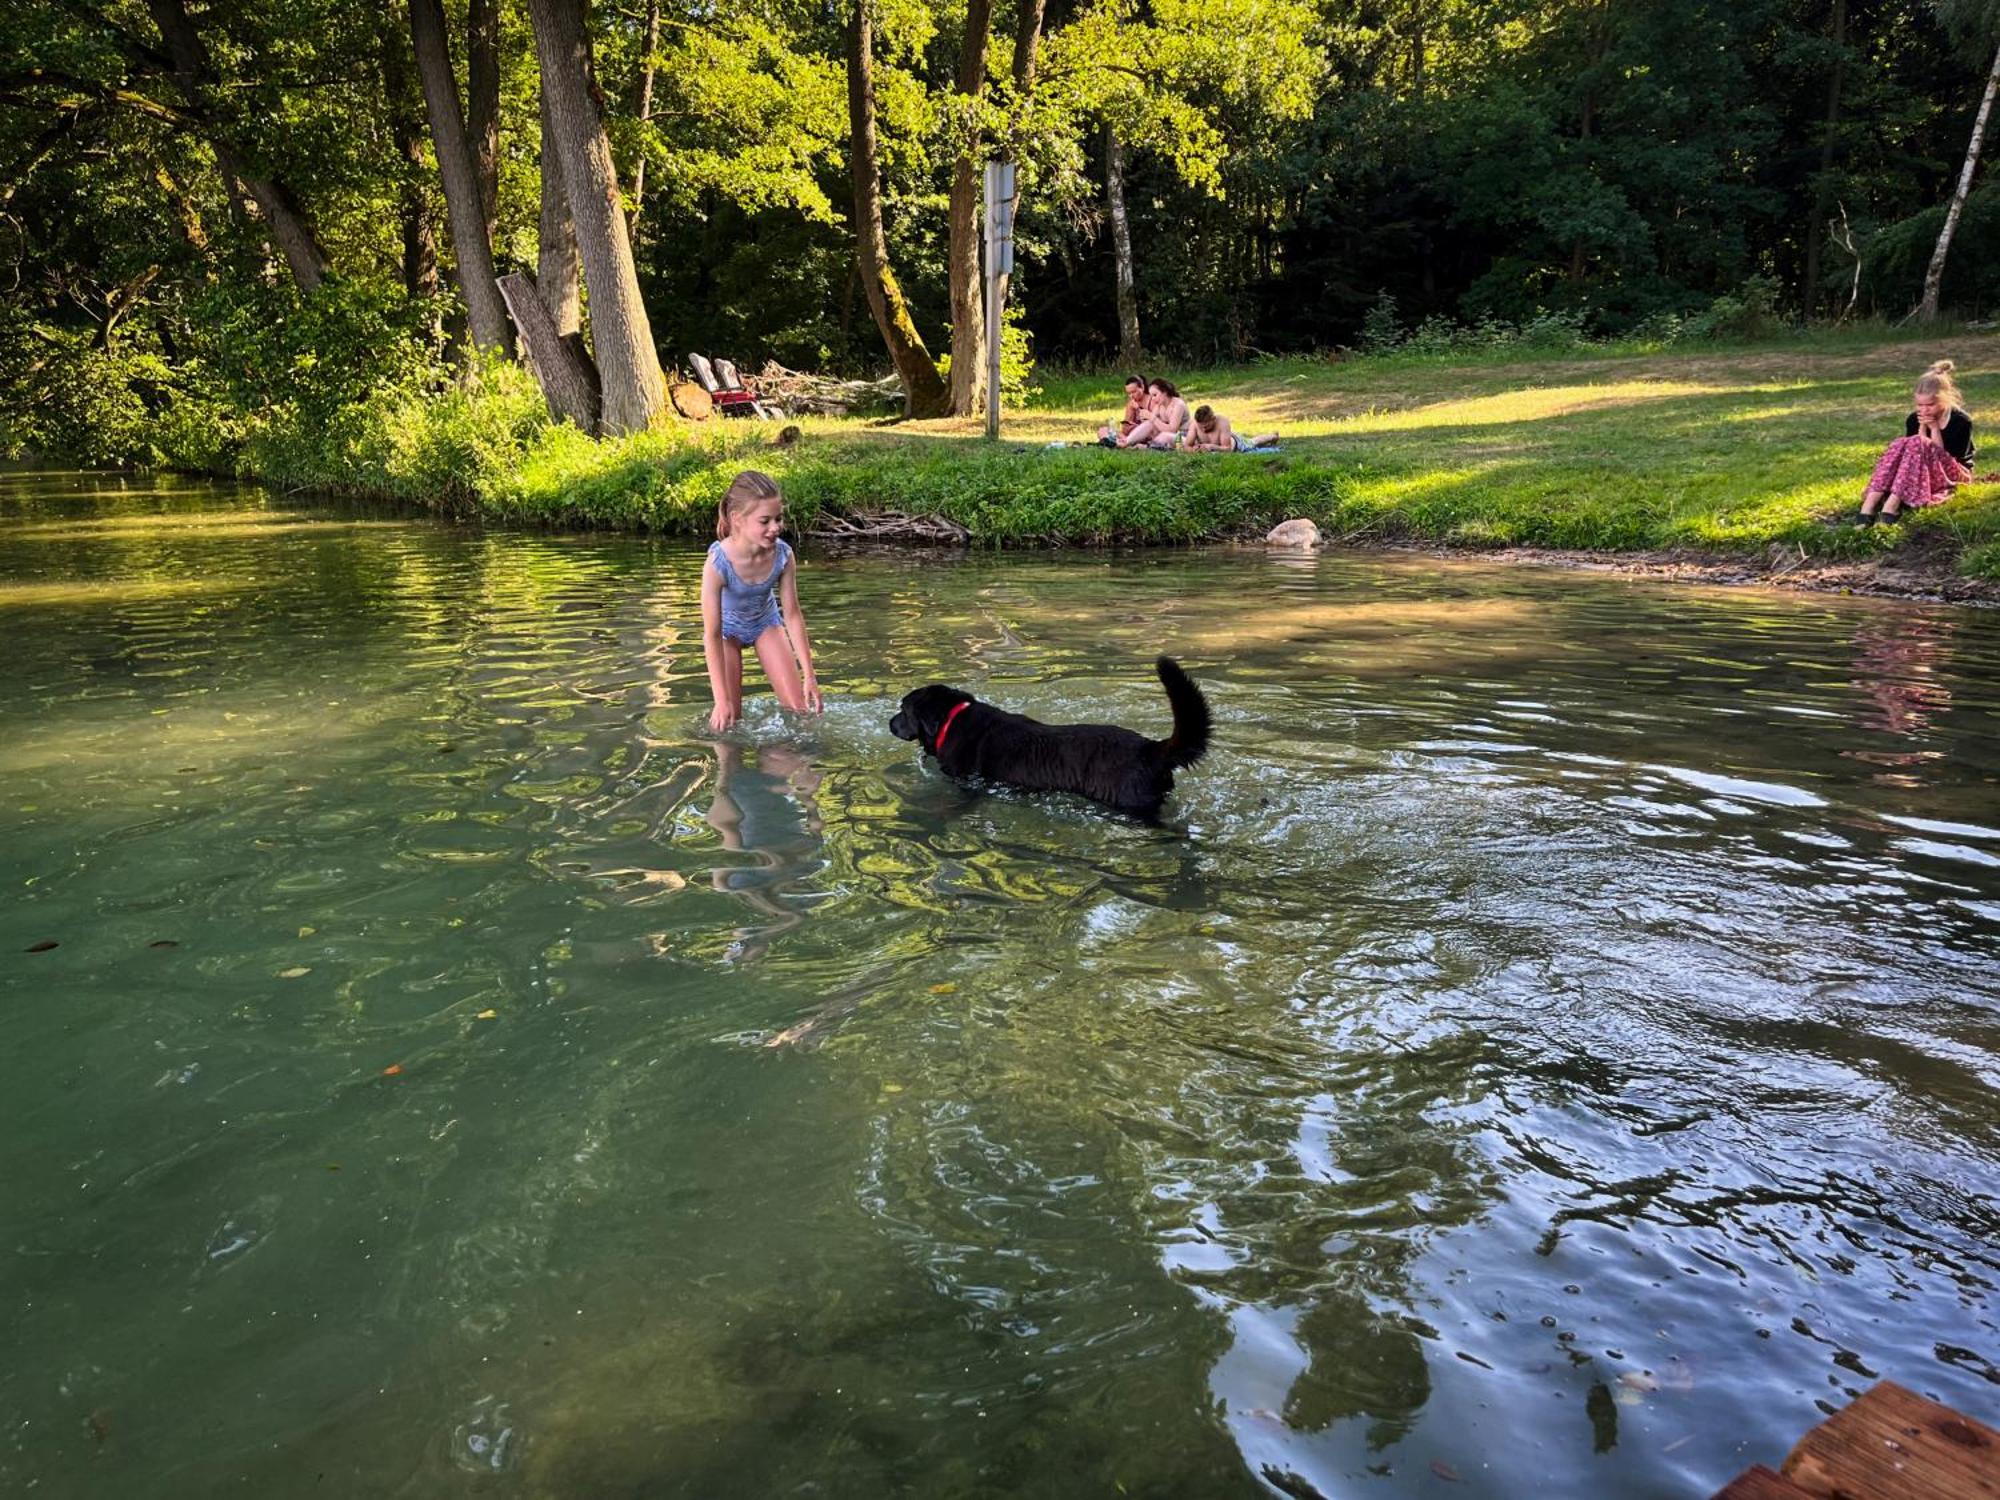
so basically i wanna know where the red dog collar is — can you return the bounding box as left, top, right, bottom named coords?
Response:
left=934, top=699, right=972, bottom=752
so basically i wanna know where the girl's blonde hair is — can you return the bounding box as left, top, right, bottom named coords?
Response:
left=716, top=469, right=783, bottom=539
left=1914, top=359, right=1965, bottom=414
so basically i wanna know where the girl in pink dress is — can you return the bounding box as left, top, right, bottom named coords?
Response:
left=1857, top=360, right=1976, bottom=525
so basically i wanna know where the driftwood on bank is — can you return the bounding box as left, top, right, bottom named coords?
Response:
left=751, top=361, right=902, bottom=417
left=806, top=510, right=971, bottom=545
left=498, top=270, right=601, bottom=434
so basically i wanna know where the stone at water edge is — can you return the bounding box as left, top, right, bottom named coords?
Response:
left=1266, top=518, right=1321, bottom=549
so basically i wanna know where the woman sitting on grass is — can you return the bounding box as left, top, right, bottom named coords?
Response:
left=1118, top=378, right=1191, bottom=449
left=1856, top=360, right=1976, bottom=526
left=1185, top=405, right=1279, bottom=453
left=1098, top=374, right=1149, bottom=445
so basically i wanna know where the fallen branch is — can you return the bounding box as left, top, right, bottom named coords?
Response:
left=753, top=361, right=902, bottom=417
left=806, top=509, right=971, bottom=545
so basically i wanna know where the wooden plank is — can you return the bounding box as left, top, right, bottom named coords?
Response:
left=1712, top=1464, right=1819, bottom=1500
left=1781, top=1381, right=2000, bottom=1500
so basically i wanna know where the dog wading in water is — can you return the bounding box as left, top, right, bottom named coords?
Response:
left=889, top=657, right=1212, bottom=821
left=702, top=470, right=822, bottom=731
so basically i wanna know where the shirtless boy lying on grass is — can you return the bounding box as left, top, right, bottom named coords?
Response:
left=1185, top=405, right=1278, bottom=453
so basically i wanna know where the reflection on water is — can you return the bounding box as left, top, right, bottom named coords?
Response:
left=2, top=471, right=1998, bottom=1498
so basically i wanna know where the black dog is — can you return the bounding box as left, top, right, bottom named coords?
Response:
left=889, top=657, right=1211, bottom=821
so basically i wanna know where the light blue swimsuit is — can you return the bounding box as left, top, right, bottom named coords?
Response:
left=708, top=539, right=790, bottom=645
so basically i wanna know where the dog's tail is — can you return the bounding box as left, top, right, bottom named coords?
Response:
left=1154, top=656, right=1211, bottom=770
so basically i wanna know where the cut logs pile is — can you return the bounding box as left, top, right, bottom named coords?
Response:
left=806, top=510, right=971, bottom=545
left=751, top=362, right=903, bottom=417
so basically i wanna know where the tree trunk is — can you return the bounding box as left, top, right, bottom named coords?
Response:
left=1012, top=0, right=1046, bottom=92
left=627, top=0, right=661, bottom=237
left=467, top=0, right=502, bottom=247
left=1105, top=124, right=1141, bottom=364
left=538, top=87, right=583, bottom=336
left=947, top=0, right=996, bottom=416
left=410, top=0, right=514, bottom=354
left=1803, top=0, right=1847, bottom=316
left=848, top=0, right=950, bottom=418
left=378, top=14, right=439, bottom=301
left=146, top=0, right=331, bottom=291
left=499, top=271, right=602, bottom=432
left=527, top=0, right=667, bottom=435
left=1916, top=37, right=2000, bottom=321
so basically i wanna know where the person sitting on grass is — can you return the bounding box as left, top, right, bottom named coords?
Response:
left=1098, top=374, right=1149, bottom=445
left=1856, top=359, right=1976, bottom=526
left=1118, top=378, right=1191, bottom=449
left=1185, top=405, right=1279, bottom=453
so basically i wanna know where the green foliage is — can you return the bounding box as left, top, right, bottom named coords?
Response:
left=1681, top=276, right=1786, bottom=341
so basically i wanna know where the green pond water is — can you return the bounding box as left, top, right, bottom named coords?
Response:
left=3, top=470, right=1999, bottom=1499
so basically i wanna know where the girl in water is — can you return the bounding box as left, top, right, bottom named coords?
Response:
left=701, top=470, right=822, bottom=730
left=1857, top=360, right=1976, bottom=525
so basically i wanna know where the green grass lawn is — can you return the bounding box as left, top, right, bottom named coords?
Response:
left=358, top=326, right=2000, bottom=578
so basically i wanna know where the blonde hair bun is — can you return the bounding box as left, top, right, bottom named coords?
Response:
left=1928, top=359, right=1955, bottom=375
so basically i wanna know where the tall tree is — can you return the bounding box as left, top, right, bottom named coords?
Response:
left=409, top=0, right=514, bottom=355
left=1915, top=36, right=2000, bottom=319
left=1105, top=124, right=1141, bottom=363
left=467, top=0, right=502, bottom=247
left=946, top=0, right=997, bottom=416
left=627, top=0, right=661, bottom=236
left=847, top=0, right=950, bottom=417
left=538, top=89, right=583, bottom=336
left=1802, top=0, right=1849, bottom=316
left=377, top=14, right=439, bottom=302
left=527, top=0, right=668, bottom=434
left=144, top=0, right=331, bottom=291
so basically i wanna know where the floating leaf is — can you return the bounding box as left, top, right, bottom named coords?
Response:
left=25, top=939, right=58, bottom=953
left=278, top=966, right=310, bottom=979
left=928, top=983, right=958, bottom=995
left=475, top=1008, right=497, bottom=1020
left=148, top=939, right=178, bottom=949
left=382, top=1063, right=403, bottom=1077
left=1430, top=1459, right=1462, bottom=1482
left=297, top=925, right=315, bottom=938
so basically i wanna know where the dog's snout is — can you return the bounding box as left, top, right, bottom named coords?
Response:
left=888, top=710, right=916, bottom=741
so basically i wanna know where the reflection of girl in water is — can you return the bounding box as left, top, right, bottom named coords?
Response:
left=1846, top=613, right=1954, bottom=776
left=705, top=740, right=824, bottom=961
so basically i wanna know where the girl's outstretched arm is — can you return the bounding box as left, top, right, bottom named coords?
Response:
left=778, top=556, right=822, bottom=713
left=701, top=560, right=741, bottom=730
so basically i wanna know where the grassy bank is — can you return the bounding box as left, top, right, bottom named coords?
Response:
left=254, top=327, right=2000, bottom=578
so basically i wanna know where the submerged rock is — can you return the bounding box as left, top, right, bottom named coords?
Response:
left=1266, top=518, right=1321, bottom=549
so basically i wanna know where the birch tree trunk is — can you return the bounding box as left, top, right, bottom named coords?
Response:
left=848, top=0, right=950, bottom=418
left=946, top=0, right=995, bottom=416
left=527, top=0, right=667, bottom=435
left=1105, top=124, right=1141, bottom=365
left=1916, top=37, right=2000, bottom=321
left=146, top=0, right=331, bottom=292
left=409, top=0, right=514, bottom=354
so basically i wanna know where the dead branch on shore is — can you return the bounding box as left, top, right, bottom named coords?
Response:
left=806, top=509, right=971, bottom=545
left=753, top=361, right=902, bottom=417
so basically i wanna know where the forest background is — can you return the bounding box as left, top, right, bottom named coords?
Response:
left=2, top=0, right=1998, bottom=550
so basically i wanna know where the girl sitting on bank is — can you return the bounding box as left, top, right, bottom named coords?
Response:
left=1118, top=378, right=1191, bottom=449
left=1098, top=374, right=1149, bottom=445
left=1857, top=360, right=1976, bottom=525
